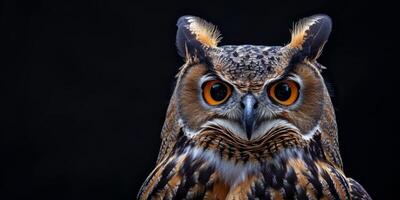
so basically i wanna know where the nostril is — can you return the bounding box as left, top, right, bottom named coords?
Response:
left=253, top=102, right=258, bottom=109
left=240, top=102, right=245, bottom=109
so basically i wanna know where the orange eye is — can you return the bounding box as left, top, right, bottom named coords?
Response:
left=268, top=80, right=299, bottom=106
left=202, top=80, right=232, bottom=106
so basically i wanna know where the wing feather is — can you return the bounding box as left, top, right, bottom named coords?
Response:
left=348, top=178, right=372, bottom=200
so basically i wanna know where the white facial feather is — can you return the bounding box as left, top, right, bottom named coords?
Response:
left=302, top=123, right=321, bottom=141
left=184, top=118, right=299, bottom=141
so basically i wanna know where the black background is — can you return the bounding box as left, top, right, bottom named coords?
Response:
left=1, top=0, right=397, bottom=199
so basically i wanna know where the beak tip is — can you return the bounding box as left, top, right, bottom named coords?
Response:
left=245, top=128, right=252, bottom=140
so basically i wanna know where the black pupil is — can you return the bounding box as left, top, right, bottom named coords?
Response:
left=210, top=83, right=228, bottom=101
left=274, top=82, right=292, bottom=101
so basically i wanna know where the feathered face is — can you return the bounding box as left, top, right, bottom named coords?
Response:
left=174, top=15, right=332, bottom=149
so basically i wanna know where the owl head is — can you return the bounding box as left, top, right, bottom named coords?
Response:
left=161, top=15, right=341, bottom=167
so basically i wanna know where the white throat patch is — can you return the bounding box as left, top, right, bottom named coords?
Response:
left=186, top=146, right=260, bottom=186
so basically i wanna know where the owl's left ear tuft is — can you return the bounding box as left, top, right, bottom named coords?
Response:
left=176, top=16, right=221, bottom=60
left=289, top=14, right=332, bottom=61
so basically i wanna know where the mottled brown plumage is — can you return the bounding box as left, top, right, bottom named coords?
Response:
left=138, top=15, right=371, bottom=200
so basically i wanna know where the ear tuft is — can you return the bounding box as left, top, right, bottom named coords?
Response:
left=185, top=16, right=221, bottom=48
left=176, top=16, right=221, bottom=59
left=289, top=14, right=332, bottom=60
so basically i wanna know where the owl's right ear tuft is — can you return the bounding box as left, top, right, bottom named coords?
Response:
left=176, top=16, right=221, bottom=60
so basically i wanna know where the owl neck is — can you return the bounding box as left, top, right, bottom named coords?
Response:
left=168, top=128, right=331, bottom=186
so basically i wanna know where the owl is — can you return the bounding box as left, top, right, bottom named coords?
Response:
left=138, top=15, right=371, bottom=200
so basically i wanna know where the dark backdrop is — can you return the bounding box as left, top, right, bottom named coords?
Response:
left=1, top=0, right=397, bottom=199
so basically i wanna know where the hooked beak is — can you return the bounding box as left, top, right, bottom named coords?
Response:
left=241, top=94, right=258, bottom=140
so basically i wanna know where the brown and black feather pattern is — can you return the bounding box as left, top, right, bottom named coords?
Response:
left=138, top=125, right=371, bottom=200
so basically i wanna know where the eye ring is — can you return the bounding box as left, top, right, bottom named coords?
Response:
left=268, top=80, right=299, bottom=106
left=202, top=80, right=232, bottom=106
